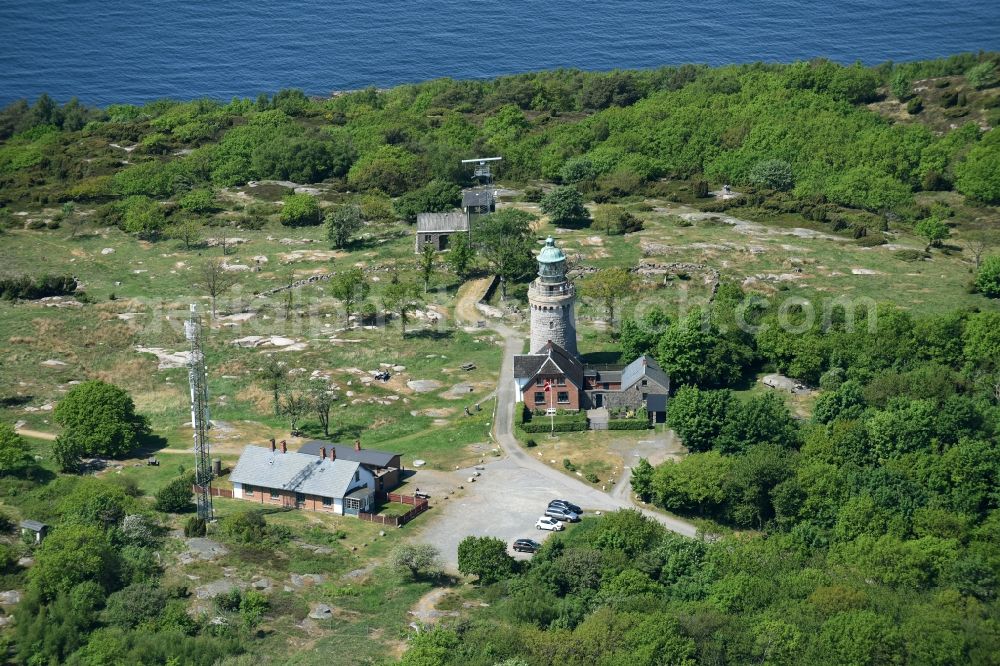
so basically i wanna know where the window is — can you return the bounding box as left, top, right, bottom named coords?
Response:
left=557, top=378, right=566, bottom=386
left=642, top=393, right=648, bottom=400
left=549, top=321, right=554, bottom=329
left=424, top=234, right=431, bottom=242
left=557, top=391, right=569, bottom=404
left=535, top=378, right=543, bottom=386
left=354, top=471, right=359, bottom=482
left=603, top=382, right=609, bottom=390
left=269, top=489, right=279, bottom=500
left=322, top=496, right=332, bottom=507
left=244, top=484, right=254, bottom=496
left=534, top=392, right=545, bottom=403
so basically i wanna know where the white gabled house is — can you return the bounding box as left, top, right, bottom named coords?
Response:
left=229, top=443, right=376, bottom=516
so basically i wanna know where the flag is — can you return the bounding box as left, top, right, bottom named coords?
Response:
left=543, top=379, right=551, bottom=392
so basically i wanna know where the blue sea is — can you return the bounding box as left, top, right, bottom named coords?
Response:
left=0, top=0, right=997, bottom=107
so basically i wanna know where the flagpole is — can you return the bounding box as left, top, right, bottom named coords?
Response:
left=549, top=380, right=555, bottom=437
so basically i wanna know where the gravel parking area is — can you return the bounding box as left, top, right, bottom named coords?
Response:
left=414, top=456, right=620, bottom=568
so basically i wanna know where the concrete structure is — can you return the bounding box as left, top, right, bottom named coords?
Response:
left=298, top=439, right=402, bottom=492
left=230, top=443, right=375, bottom=516
left=528, top=237, right=578, bottom=356
left=415, top=211, right=468, bottom=253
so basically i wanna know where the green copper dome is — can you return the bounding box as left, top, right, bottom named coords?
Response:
left=537, top=237, right=566, bottom=263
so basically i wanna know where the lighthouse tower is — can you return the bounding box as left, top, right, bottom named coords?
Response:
left=528, top=237, right=578, bottom=356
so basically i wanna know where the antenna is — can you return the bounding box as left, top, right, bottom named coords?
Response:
left=461, top=156, right=502, bottom=186
left=185, top=304, right=214, bottom=521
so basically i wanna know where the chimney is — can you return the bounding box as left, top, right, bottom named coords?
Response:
left=354, top=439, right=361, bottom=452
left=280, top=440, right=287, bottom=454
left=320, top=446, right=326, bottom=460
left=329, top=447, right=336, bottom=462
left=270, top=438, right=276, bottom=452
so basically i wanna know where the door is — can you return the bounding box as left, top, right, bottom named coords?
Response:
left=344, top=496, right=361, bottom=516
left=594, top=393, right=603, bottom=408
left=439, top=234, right=449, bottom=250
left=295, top=492, right=305, bottom=508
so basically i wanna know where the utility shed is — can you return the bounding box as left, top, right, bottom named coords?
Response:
left=462, top=189, right=495, bottom=215
left=19, top=519, right=47, bottom=544
left=415, top=212, right=468, bottom=252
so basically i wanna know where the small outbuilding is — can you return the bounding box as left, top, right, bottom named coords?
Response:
left=415, top=212, right=469, bottom=253
left=19, top=519, right=47, bottom=544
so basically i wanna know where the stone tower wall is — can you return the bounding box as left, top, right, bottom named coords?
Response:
left=529, top=291, right=578, bottom=356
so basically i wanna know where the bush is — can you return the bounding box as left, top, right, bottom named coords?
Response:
left=895, top=249, right=926, bottom=262
left=748, top=159, right=794, bottom=191
left=563, top=459, right=576, bottom=472
left=608, top=418, right=652, bottom=430
left=975, top=256, right=1000, bottom=297
left=585, top=472, right=599, bottom=483
left=0, top=274, right=77, bottom=300
left=183, top=516, right=206, bottom=537
left=692, top=179, right=710, bottom=198
left=279, top=193, right=321, bottom=227
left=155, top=475, right=194, bottom=513
left=525, top=438, right=537, bottom=448
left=523, top=186, right=544, bottom=202
left=907, top=97, right=924, bottom=114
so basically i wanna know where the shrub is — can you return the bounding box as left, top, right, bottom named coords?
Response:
left=585, top=472, right=599, bottom=483
left=279, top=193, right=321, bottom=227
left=975, top=256, right=1000, bottom=297
left=155, top=475, right=195, bottom=513
left=525, top=438, right=537, bottom=448
left=895, top=249, right=926, bottom=262
left=748, top=159, right=794, bottom=191
left=907, top=97, right=924, bottom=114
left=692, top=179, right=710, bottom=198
left=563, top=459, right=576, bottom=472
left=0, top=274, right=77, bottom=300
left=183, top=516, right=206, bottom=537
left=523, top=186, right=544, bottom=202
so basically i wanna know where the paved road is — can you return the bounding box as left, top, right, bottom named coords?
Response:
left=414, top=287, right=699, bottom=568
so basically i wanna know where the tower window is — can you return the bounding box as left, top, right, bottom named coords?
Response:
left=549, top=321, right=554, bottom=329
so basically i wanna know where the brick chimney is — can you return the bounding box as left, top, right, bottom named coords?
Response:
left=329, top=447, right=336, bottom=462
left=354, top=439, right=361, bottom=452
left=320, top=446, right=326, bottom=460
left=270, top=438, right=276, bottom=452
left=280, top=440, right=287, bottom=454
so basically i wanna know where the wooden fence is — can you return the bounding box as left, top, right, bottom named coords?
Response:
left=359, top=494, right=430, bottom=527
left=193, top=485, right=233, bottom=498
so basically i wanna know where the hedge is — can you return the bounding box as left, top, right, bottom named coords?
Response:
left=607, top=419, right=652, bottom=430
left=518, top=420, right=588, bottom=433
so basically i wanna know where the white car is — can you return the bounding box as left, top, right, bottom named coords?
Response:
left=536, top=516, right=565, bottom=531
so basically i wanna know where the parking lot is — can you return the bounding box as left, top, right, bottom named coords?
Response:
left=413, top=455, right=622, bottom=567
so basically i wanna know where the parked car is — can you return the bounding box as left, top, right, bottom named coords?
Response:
left=548, top=499, right=582, bottom=515
left=544, top=506, right=580, bottom=522
left=536, top=516, right=565, bottom=531
left=513, top=538, right=542, bottom=553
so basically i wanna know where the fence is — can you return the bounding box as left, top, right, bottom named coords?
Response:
left=359, top=494, right=430, bottom=527
left=192, top=485, right=234, bottom=498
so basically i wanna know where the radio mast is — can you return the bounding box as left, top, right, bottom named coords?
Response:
left=185, top=304, right=214, bottom=521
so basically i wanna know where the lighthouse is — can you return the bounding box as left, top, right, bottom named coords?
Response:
left=527, top=237, right=578, bottom=357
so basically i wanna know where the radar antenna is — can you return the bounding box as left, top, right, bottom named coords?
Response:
left=185, top=304, right=214, bottom=521
left=461, top=156, right=502, bottom=186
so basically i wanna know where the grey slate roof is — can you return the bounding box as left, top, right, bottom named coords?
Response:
left=19, top=519, right=46, bottom=532
left=620, top=355, right=670, bottom=392
left=416, top=212, right=468, bottom=233
left=514, top=340, right=584, bottom=389
left=646, top=394, right=668, bottom=412
left=462, top=189, right=494, bottom=209
left=298, top=441, right=398, bottom=468
left=230, top=445, right=362, bottom=498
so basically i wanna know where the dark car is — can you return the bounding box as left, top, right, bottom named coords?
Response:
left=548, top=499, right=583, bottom=515
left=513, top=538, right=542, bottom=553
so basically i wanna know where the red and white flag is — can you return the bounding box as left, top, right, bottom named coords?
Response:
left=543, top=379, right=552, bottom=392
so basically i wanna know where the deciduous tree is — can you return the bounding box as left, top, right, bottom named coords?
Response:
left=457, top=536, right=514, bottom=584
left=325, top=204, right=363, bottom=249
left=53, top=381, right=149, bottom=458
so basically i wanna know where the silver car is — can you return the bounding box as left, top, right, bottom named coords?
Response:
left=544, top=506, right=580, bottom=522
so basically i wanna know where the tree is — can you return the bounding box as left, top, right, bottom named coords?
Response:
left=652, top=452, right=731, bottom=515
left=382, top=276, right=423, bottom=336
left=630, top=458, right=655, bottom=501
left=717, top=392, right=801, bottom=454
left=117, top=196, right=166, bottom=237
left=280, top=193, right=321, bottom=227
left=258, top=355, right=286, bottom=416
left=0, top=422, right=36, bottom=477
left=915, top=217, right=949, bottom=249
left=165, top=217, right=202, bottom=250
left=974, top=256, right=1000, bottom=298
left=748, top=159, right=794, bottom=191
left=309, top=383, right=336, bottom=438
left=393, top=179, right=461, bottom=222
left=474, top=208, right=537, bottom=299
left=966, top=61, right=997, bottom=90
left=445, top=233, right=474, bottom=280
left=419, top=243, right=436, bottom=293
left=666, top=386, right=733, bottom=453
left=30, top=525, right=120, bottom=599
left=155, top=475, right=194, bottom=513
left=53, top=436, right=83, bottom=473
left=581, top=267, right=634, bottom=331
left=178, top=189, right=215, bottom=214
left=330, top=268, right=369, bottom=327
left=53, top=381, right=149, bottom=458
left=593, top=205, right=643, bottom=235
left=239, top=589, right=269, bottom=628
left=656, top=310, right=753, bottom=388
left=197, top=257, right=237, bottom=317
left=457, top=536, right=514, bottom=584
left=890, top=70, right=911, bottom=100
left=390, top=543, right=442, bottom=580
left=540, top=186, right=590, bottom=227
left=964, top=239, right=990, bottom=271
left=619, top=308, right=669, bottom=363
left=591, top=509, right=665, bottom=558
left=281, top=389, right=309, bottom=434
left=955, top=131, right=1000, bottom=204
left=325, top=204, right=363, bottom=249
